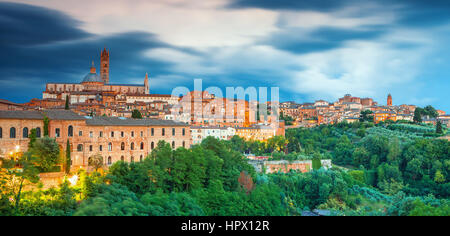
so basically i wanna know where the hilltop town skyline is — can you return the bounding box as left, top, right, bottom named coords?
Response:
left=0, top=47, right=446, bottom=115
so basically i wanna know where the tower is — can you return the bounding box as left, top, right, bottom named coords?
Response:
left=387, top=93, right=392, bottom=106
left=144, top=73, right=150, bottom=94
left=100, top=48, right=109, bottom=84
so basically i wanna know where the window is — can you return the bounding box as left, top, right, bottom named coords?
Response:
left=121, top=156, right=124, bottom=161
left=172, top=141, right=175, bottom=149
left=108, top=143, right=112, bottom=151
left=99, top=131, right=103, bottom=138
left=162, top=128, right=165, bottom=136
left=23, top=127, right=29, bottom=138
left=151, top=128, right=154, bottom=136
left=121, top=131, right=124, bottom=137
left=183, top=141, right=186, bottom=148
left=79, top=130, right=82, bottom=136
left=172, top=128, right=175, bottom=136
left=77, top=144, right=83, bottom=152
left=131, top=142, right=134, bottom=150
left=182, top=128, right=185, bottom=136
left=121, top=142, right=125, bottom=150
left=131, top=131, right=134, bottom=137
left=68, top=126, right=73, bottom=137
left=89, top=145, right=93, bottom=152
left=10, top=127, right=16, bottom=138
left=55, top=128, right=60, bottom=138
left=89, top=131, right=93, bottom=138
left=151, top=142, right=154, bottom=150
left=140, top=131, right=143, bottom=137
left=0, top=127, right=2, bottom=138
left=107, top=156, right=112, bottom=165
left=111, top=131, right=114, bottom=137
left=140, top=142, right=144, bottom=150
left=140, top=155, right=143, bottom=162
left=36, top=127, right=41, bottom=137
left=99, top=145, right=103, bottom=151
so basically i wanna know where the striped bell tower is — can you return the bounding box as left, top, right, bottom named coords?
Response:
left=100, top=48, right=109, bottom=84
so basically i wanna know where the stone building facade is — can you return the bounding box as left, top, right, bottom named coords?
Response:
left=0, top=110, right=190, bottom=170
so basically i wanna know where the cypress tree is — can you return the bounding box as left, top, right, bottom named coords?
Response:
left=413, top=108, right=422, bottom=123
left=65, top=95, right=69, bottom=110
left=436, top=120, right=443, bottom=134
left=43, top=115, right=49, bottom=136
left=65, top=140, right=71, bottom=174
left=28, top=128, right=37, bottom=149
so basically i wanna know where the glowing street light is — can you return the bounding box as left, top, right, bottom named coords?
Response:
left=68, top=175, right=79, bottom=186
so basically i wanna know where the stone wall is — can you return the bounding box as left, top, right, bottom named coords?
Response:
left=248, top=159, right=332, bottom=174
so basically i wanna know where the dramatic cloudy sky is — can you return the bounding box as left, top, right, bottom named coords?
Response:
left=1, top=0, right=449, bottom=111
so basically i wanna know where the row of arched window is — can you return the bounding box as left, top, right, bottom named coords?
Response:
left=0, top=127, right=41, bottom=139
left=1, top=125, right=187, bottom=139
left=75, top=141, right=186, bottom=152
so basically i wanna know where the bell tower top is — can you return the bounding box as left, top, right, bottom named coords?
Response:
left=387, top=93, right=393, bottom=106
left=144, top=72, right=150, bottom=95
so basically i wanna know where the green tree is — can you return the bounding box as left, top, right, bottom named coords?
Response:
left=424, top=105, right=438, bottom=118
left=312, top=153, right=322, bottom=170
left=30, top=136, right=60, bottom=172
left=360, top=110, right=374, bottom=122
left=1, top=152, right=40, bottom=210
left=28, top=128, right=37, bottom=149
left=65, top=95, right=69, bottom=110
left=132, top=109, right=143, bottom=119
left=436, top=120, right=443, bottom=134
left=434, top=170, right=445, bottom=183
left=43, top=115, right=50, bottom=136
left=65, top=140, right=71, bottom=174
left=413, top=108, right=423, bottom=123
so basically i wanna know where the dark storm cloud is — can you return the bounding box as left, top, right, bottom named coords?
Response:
left=0, top=2, right=188, bottom=103
left=260, top=26, right=386, bottom=54
left=0, top=2, right=90, bottom=46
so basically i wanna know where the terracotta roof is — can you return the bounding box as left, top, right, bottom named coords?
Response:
left=42, top=110, right=86, bottom=120
left=0, top=110, right=43, bottom=120
left=0, top=99, right=23, bottom=106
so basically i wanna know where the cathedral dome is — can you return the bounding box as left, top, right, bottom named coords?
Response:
left=82, top=62, right=103, bottom=83
left=82, top=72, right=103, bottom=83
